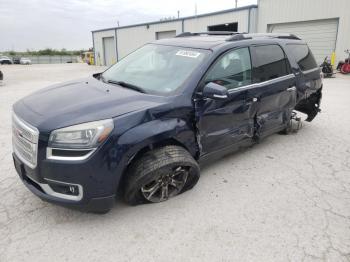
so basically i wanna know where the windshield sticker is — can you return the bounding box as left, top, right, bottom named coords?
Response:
left=176, top=50, right=201, bottom=58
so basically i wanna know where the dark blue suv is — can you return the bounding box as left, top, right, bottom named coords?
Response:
left=12, top=32, right=322, bottom=213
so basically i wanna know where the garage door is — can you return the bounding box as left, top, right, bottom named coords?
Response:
left=268, top=19, right=338, bottom=64
left=103, top=37, right=116, bottom=66
left=156, top=30, right=177, bottom=40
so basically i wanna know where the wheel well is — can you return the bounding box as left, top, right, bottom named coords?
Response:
left=116, top=138, right=196, bottom=195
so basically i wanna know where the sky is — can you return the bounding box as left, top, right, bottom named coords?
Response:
left=0, top=0, right=257, bottom=52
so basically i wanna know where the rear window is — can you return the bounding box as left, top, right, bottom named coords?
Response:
left=286, top=44, right=317, bottom=71
left=251, top=45, right=290, bottom=83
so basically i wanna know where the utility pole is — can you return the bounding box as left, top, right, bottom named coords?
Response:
left=235, top=0, right=238, bottom=8
left=195, top=3, right=197, bottom=16
left=177, top=10, right=180, bottom=18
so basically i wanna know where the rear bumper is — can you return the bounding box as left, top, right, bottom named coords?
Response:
left=13, top=153, right=115, bottom=213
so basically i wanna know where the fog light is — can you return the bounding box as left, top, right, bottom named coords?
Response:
left=69, top=186, right=76, bottom=194
left=49, top=183, right=79, bottom=196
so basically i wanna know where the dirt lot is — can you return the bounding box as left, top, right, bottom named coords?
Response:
left=0, top=64, right=349, bottom=262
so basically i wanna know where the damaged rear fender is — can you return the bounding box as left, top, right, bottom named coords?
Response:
left=295, top=86, right=322, bottom=122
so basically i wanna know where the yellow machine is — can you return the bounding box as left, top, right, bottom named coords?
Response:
left=331, top=51, right=336, bottom=66
left=82, top=52, right=94, bottom=65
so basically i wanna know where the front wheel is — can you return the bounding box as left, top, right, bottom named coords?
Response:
left=124, top=145, right=200, bottom=205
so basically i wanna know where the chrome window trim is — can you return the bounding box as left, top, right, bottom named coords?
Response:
left=46, top=147, right=96, bottom=161
left=227, top=73, right=295, bottom=94
left=213, top=94, right=228, bottom=99
left=26, top=175, right=83, bottom=201
left=302, top=67, right=320, bottom=74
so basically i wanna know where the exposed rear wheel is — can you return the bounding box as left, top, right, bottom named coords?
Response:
left=124, top=145, right=200, bottom=205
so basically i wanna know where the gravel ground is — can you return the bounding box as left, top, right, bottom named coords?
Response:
left=0, top=64, right=349, bottom=262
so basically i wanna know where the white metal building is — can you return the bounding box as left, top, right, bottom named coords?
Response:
left=92, top=0, right=350, bottom=66
left=92, top=5, right=258, bottom=66
left=258, top=0, right=350, bottom=64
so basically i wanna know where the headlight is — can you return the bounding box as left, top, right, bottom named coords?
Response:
left=49, top=119, right=114, bottom=149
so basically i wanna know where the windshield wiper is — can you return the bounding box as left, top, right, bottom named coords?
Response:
left=106, top=80, right=146, bottom=93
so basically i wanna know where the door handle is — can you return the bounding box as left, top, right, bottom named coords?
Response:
left=246, top=97, right=258, bottom=103
left=287, top=86, right=296, bottom=92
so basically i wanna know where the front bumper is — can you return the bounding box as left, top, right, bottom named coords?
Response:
left=13, top=152, right=116, bottom=213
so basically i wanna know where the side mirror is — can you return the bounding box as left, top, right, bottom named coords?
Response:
left=93, top=72, right=102, bottom=79
left=202, top=82, right=229, bottom=100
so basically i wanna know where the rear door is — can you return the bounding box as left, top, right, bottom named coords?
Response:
left=195, top=47, right=255, bottom=155
left=248, top=44, right=297, bottom=137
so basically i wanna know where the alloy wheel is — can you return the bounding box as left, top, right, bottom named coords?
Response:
left=141, top=166, right=189, bottom=203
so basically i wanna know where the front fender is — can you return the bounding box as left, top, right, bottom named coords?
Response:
left=110, top=118, right=197, bottom=192
left=117, top=118, right=197, bottom=169
left=118, top=118, right=197, bottom=159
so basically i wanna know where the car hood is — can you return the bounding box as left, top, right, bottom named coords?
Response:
left=13, top=77, right=165, bottom=132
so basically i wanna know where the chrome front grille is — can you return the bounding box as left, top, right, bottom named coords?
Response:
left=12, top=113, right=39, bottom=169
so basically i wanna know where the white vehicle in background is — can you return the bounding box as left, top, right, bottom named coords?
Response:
left=20, top=57, right=31, bottom=65
left=0, top=56, right=13, bottom=64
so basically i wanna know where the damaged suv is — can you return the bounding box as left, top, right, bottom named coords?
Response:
left=12, top=32, right=322, bottom=213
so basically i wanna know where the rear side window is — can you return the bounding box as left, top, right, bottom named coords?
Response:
left=286, top=44, right=317, bottom=71
left=251, top=45, right=290, bottom=83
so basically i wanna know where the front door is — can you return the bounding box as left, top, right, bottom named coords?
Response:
left=195, top=47, right=255, bottom=155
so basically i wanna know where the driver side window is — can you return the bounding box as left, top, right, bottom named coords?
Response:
left=205, top=47, right=252, bottom=90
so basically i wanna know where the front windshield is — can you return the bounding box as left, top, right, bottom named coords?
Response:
left=102, top=44, right=209, bottom=94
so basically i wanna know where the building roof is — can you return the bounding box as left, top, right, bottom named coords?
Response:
left=91, top=5, right=258, bottom=33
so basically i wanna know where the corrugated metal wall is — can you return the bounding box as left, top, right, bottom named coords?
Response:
left=92, top=29, right=116, bottom=66
left=249, top=8, right=258, bottom=33
left=183, top=9, right=250, bottom=33
left=257, top=0, right=350, bottom=63
left=93, top=7, right=258, bottom=65
left=269, top=19, right=339, bottom=63
left=93, top=1, right=349, bottom=65
left=103, top=37, right=117, bottom=66
left=117, top=20, right=182, bottom=59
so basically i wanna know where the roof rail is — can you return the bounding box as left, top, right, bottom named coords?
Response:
left=176, top=31, right=240, bottom=37
left=226, top=34, right=252, bottom=41
left=175, top=32, right=301, bottom=41
left=275, top=34, right=300, bottom=40
left=241, top=33, right=301, bottom=40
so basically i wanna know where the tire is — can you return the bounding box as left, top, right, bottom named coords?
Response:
left=91, top=209, right=111, bottom=215
left=279, top=110, right=296, bottom=135
left=124, top=145, right=200, bottom=206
